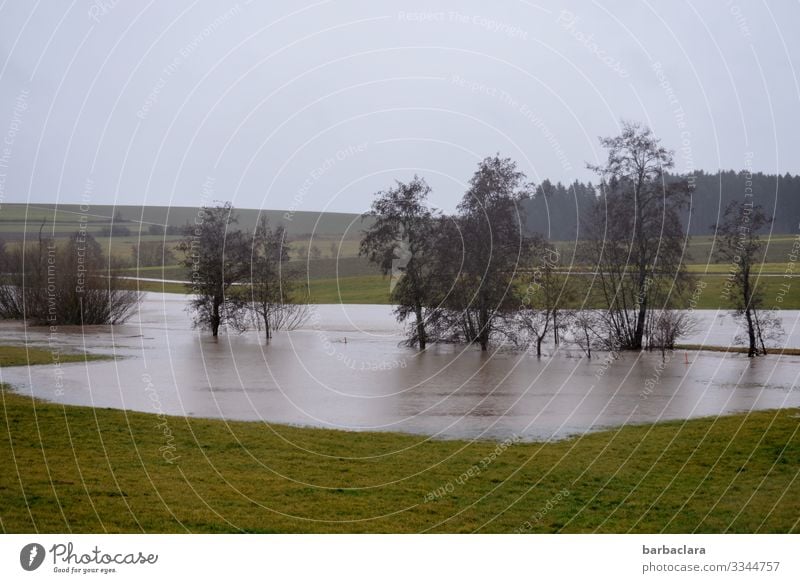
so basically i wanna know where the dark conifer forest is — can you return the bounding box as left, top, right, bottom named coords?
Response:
left=523, top=170, right=800, bottom=239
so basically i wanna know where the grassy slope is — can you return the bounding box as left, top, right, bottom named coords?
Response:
left=1, top=387, right=797, bottom=533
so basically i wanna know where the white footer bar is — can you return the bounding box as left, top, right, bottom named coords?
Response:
left=1, top=534, right=796, bottom=582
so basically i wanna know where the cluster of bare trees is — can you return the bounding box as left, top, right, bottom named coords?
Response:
left=360, top=155, right=537, bottom=352
left=176, top=203, right=308, bottom=338
left=0, top=229, right=141, bottom=325
left=360, top=123, right=710, bottom=356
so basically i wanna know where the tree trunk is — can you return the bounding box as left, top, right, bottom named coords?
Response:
left=743, top=271, right=756, bottom=357
left=744, top=306, right=756, bottom=357
left=553, top=309, right=559, bottom=345
left=754, top=312, right=767, bottom=355
left=212, top=298, right=221, bottom=337
left=478, top=303, right=489, bottom=351
left=414, top=304, right=426, bottom=350
left=631, top=300, right=647, bottom=350
left=633, top=177, right=647, bottom=351
left=536, top=336, right=543, bottom=357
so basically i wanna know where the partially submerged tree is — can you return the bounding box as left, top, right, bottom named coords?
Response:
left=649, top=310, right=695, bottom=360
left=360, top=176, right=439, bottom=350
left=570, top=311, right=606, bottom=358
left=57, top=232, right=136, bottom=325
left=712, top=201, right=783, bottom=356
left=517, top=244, right=562, bottom=357
left=0, top=229, right=48, bottom=320
left=0, top=229, right=140, bottom=325
left=177, top=202, right=250, bottom=337
left=248, top=216, right=309, bottom=340
left=582, top=121, right=691, bottom=350
left=454, top=155, right=532, bottom=351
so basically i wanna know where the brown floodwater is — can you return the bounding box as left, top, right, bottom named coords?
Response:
left=1, top=293, right=799, bottom=441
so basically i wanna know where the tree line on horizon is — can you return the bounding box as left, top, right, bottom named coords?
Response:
left=523, top=169, right=800, bottom=241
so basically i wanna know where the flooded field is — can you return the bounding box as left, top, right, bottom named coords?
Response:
left=1, top=294, right=799, bottom=441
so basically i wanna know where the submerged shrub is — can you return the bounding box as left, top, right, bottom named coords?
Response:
left=0, top=231, right=141, bottom=325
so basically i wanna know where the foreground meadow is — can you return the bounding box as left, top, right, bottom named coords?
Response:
left=1, top=380, right=797, bottom=533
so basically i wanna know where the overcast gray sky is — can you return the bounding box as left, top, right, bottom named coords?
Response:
left=0, top=0, right=798, bottom=214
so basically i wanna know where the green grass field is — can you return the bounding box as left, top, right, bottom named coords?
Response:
left=117, top=256, right=379, bottom=282
left=685, top=262, right=793, bottom=275
left=1, top=384, right=797, bottom=533
left=304, top=272, right=800, bottom=309
left=0, top=345, right=111, bottom=367
left=553, top=235, right=800, bottom=265
left=306, top=275, right=392, bottom=303
left=686, top=234, right=800, bottom=265
left=115, top=272, right=800, bottom=309
left=117, top=275, right=389, bottom=302
left=675, top=344, right=800, bottom=356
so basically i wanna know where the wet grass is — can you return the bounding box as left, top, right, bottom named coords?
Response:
left=676, top=344, right=800, bottom=356
left=0, top=345, right=110, bottom=367
left=1, top=385, right=798, bottom=533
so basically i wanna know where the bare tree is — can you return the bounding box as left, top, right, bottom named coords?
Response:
left=0, top=229, right=140, bottom=325
left=570, top=311, right=607, bottom=358
left=582, top=121, right=691, bottom=350
left=517, top=244, right=561, bottom=357
left=177, top=202, right=250, bottom=337
left=649, top=310, right=695, bottom=360
left=750, top=309, right=784, bottom=355
left=248, top=216, right=309, bottom=340
left=712, top=201, right=783, bottom=356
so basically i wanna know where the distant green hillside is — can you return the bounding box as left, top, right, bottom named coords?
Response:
left=0, top=203, right=367, bottom=239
